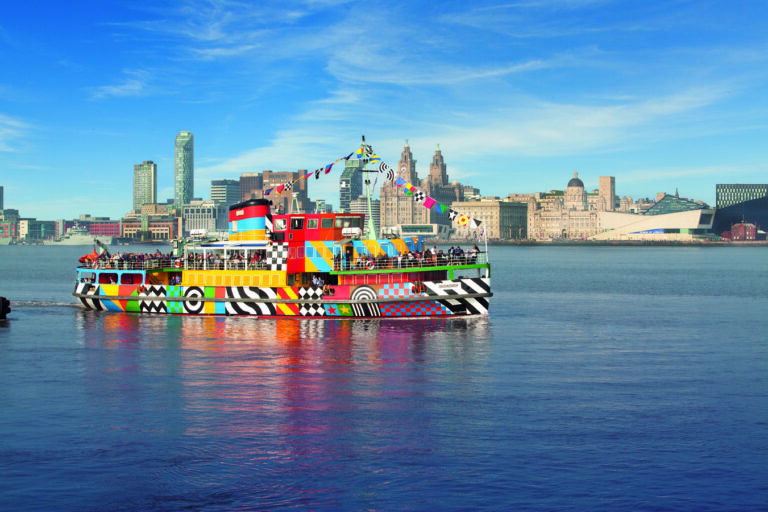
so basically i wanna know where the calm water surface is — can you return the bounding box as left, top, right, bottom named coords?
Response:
left=1, top=245, right=766, bottom=511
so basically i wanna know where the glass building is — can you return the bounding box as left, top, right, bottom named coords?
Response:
left=715, top=184, right=768, bottom=209
left=210, top=179, right=240, bottom=207
left=339, top=158, right=363, bottom=213
left=174, top=131, right=194, bottom=207
left=133, top=161, right=157, bottom=212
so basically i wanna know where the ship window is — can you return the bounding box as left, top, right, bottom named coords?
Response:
left=307, top=218, right=318, bottom=229
left=351, top=217, right=360, bottom=228
left=275, top=218, right=287, bottom=231
left=98, top=273, right=118, bottom=284
left=121, top=273, right=143, bottom=285
left=335, top=218, right=343, bottom=228
left=321, top=218, right=333, bottom=228
left=290, top=218, right=304, bottom=230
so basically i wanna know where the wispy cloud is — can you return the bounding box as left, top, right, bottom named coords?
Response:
left=0, top=113, right=28, bottom=152
left=90, top=70, right=150, bottom=100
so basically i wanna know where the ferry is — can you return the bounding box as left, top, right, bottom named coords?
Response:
left=73, top=156, right=492, bottom=319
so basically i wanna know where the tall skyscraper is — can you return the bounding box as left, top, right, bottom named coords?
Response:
left=599, top=176, right=616, bottom=211
left=133, top=161, right=157, bottom=212
left=174, top=131, right=194, bottom=207
left=0, top=185, right=4, bottom=210
left=210, top=179, right=240, bottom=207
left=339, top=158, right=364, bottom=213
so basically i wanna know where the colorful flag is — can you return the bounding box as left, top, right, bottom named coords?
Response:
left=395, top=177, right=406, bottom=187
left=449, top=209, right=458, bottom=221
left=423, top=197, right=436, bottom=209
left=413, top=191, right=425, bottom=203
left=284, top=181, right=293, bottom=191
left=369, top=154, right=381, bottom=163
left=264, top=188, right=273, bottom=196
left=435, top=203, right=446, bottom=214
left=314, top=168, right=322, bottom=179
left=344, top=152, right=354, bottom=160
left=404, top=183, right=414, bottom=196
left=304, top=171, right=313, bottom=179
left=457, top=214, right=469, bottom=226
left=276, top=184, right=285, bottom=194
left=324, top=163, right=333, bottom=174
left=470, top=218, right=483, bottom=229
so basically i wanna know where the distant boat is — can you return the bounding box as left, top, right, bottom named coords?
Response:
left=45, top=224, right=113, bottom=246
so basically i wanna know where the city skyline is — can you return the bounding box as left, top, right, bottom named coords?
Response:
left=1, top=1, right=767, bottom=220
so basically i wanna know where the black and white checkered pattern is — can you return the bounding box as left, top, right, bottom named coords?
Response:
left=298, top=287, right=325, bottom=316
left=267, top=242, right=288, bottom=271
left=413, top=190, right=425, bottom=203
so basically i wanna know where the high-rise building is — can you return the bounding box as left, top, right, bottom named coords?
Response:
left=133, top=161, right=157, bottom=212
left=599, top=176, right=616, bottom=211
left=339, top=158, right=364, bottom=213
left=239, top=173, right=263, bottom=201
left=210, top=179, right=240, bottom=207
left=715, top=184, right=768, bottom=209
left=0, top=185, right=4, bottom=210
left=174, top=131, right=194, bottom=207
left=350, top=195, right=380, bottom=238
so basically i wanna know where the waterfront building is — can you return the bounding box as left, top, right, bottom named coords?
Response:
left=210, top=179, right=240, bottom=207
left=18, top=218, right=56, bottom=241
left=593, top=194, right=715, bottom=241
left=174, top=131, right=194, bottom=207
left=238, top=171, right=311, bottom=214
left=528, top=173, right=600, bottom=240
left=121, top=218, right=178, bottom=241
left=0, top=208, right=19, bottom=243
left=450, top=199, right=527, bottom=240
left=339, top=159, right=363, bottom=213
left=182, top=200, right=229, bottom=235
left=0, top=185, right=3, bottom=210
left=379, top=142, right=428, bottom=234
left=422, top=146, right=464, bottom=227
left=133, top=161, right=157, bottom=212
left=715, top=184, right=768, bottom=209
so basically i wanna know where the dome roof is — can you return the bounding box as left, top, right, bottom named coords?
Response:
left=567, top=171, right=584, bottom=188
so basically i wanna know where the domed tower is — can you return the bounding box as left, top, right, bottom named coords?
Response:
left=565, top=171, right=587, bottom=211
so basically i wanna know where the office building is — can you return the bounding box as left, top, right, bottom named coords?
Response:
left=133, top=161, right=157, bottom=212
left=349, top=195, right=380, bottom=238
left=339, top=158, right=364, bottom=213
left=210, top=179, right=240, bottom=207
left=0, top=185, right=3, bottom=210
left=182, top=200, right=229, bottom=235
left=174, top=131, right=194, bottom=207
left=239, top=173, right=262, bottom=201
left=451, top=199, right=527, bottom=240
left=422, top=146, right=464, bottom=226
left=715, top=184, right=768, bottom=209
left=599, top=176, right=616, bottom=211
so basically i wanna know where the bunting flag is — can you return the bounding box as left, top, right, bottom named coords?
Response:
left=304, top=171, right=313, bottom=180
left=413, top=190, right=425, bottom=203
left=457, top=214, right=470, bottom=226
left=284, top=181, right=293, bottom=191
left=314, top=168, right=322, bottom=179
left=395, top=177, right=406, bottom=187
left=423, top=197, right=436, bottom=209
left=449, top=209, right=459, bottom=221
left=470, top=218, right=483, bottom=229
left=369, top=154, right=381, bottom=163
left=324, top=163, right=333, bottom=174
left=276, top=184, right=285, bottom=194
left=265, top=187, right=273, bottom=196
left=435, top=203, right=446, bottom=214
left=404, top=183, right=414, bottom=196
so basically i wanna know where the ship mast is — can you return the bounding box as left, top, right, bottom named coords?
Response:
left=359, top=135, right=378, bottom=240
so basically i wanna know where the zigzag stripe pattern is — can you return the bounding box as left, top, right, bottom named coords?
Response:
left=422, top=278, right=490, bottom=315
left=225, top=286, right=278, bottom=316
left=139, top=284, right=168, bottom=314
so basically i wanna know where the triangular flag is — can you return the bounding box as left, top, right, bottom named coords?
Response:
left=264, top=188, right=273, bottom=196
left=435, top=203, right=446, bottom=214
left=276, top=184, right=285, bottom=194
left=470, top=218, right=483, bottom=229
left=304, top=171, right=313, bottom=179
left=314, top=168, right=322, bottom=179
left=284, top=181, right=293, bottom=191
left=324, top=163, right=333, bottom=174
left=344, top=152, right=354, bottom=160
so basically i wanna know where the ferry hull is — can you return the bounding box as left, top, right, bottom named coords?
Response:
left=73, top=278, right=491, bottom=318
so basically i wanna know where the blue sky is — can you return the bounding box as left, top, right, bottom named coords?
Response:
left=1, top=0, right=767, bottom=220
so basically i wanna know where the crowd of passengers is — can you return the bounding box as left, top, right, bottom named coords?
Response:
left=185, top=251, right=267, bottom=270
left=88, top=244, right=483, bottom=271
left=337, top=244, right=481, bottom=271
left=89, top=249, right=175, bottom=269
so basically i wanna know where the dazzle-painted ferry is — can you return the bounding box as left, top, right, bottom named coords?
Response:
left=73, top=142, right=491, bottom=319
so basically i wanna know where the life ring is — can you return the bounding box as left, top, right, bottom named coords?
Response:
left=366, top=260, right=375, bottom=270
left=174, top=260, right=182, bottom=268
left=138, top=285, right=147, bottom=294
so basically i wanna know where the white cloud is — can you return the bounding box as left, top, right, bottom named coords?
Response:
left=0, top=114, right=28, bottom=152
left=90, top=70, right=150, bottom=100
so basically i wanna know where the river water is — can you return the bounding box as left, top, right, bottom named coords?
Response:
left=1, top=245, right=766, bottom=511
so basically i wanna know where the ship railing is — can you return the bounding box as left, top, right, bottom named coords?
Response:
left=332, top=252, right=488, bottom=271
left=81, top=258, right=178, bottom=271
